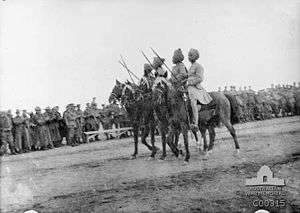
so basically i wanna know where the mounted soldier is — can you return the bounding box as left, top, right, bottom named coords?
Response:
left=186, top=48, right=213, bottom=130
left=152, top=57, right=171, bottom=90
left=171, top=48, right=188, bottom=86
left=139, top=63, right=155, bottom=92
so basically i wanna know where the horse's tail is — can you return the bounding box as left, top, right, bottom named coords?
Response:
left=224, top=94, right=240, bottom=125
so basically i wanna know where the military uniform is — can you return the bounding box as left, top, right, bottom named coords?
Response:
left=186, top=49, right=212, bottom=128
left=13, top=111, right=24, bottom=152
left=75, top=105, right=84, bottom=143
left=21, top=111, right=31, bottom=151
left=43, top=109, right=54, bottom=148
left=32, top=108, right=52, bottom=150
left=51, top=107, right=63, bottom=147
left=63, top=105, right=78, bottom=146
left=0, top=112, right=16, bottom=154
left=29, top=112, right=40, bottom=150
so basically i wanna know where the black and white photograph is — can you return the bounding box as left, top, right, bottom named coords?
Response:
left=0, top=0, right=299, bottom=212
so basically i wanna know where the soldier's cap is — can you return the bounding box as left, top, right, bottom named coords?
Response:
left=45, top=107, right=51, bottom=111
left=35, top=106, right=41, bottom=111
left=77, top=104, right=81, bottom=107
left=16, top=109, right=20, bottom=114
left=22, top=109, right=27, bottom=112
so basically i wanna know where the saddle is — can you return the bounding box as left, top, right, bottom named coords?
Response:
left=198, top=99, right=217, bottom=111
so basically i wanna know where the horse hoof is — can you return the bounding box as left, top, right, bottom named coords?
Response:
left=234, top=149, right=240, bottom=157
left=159, top=156, right=166, bottom=160
left=179, top=149, right=184, bottom=156
left=203, top=152, right=210, bottom=160
left=182, top=160, right=189, bottom=165
left=131, top=155, right=137, bottom=159
left=147, top=156, right=155, bottom=161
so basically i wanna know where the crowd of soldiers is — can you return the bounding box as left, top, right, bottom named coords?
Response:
left=219, top=82, right=300, bottom=123
left=0, top=98, right=129, bottom=156
left=1, top=82, right=299, bottom=156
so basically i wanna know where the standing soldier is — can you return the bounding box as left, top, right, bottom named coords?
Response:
left=29, top=112, right=40, bottom=150
left=52, top=106, right=63, bottom=147
left=32, top=107, right=51, bottom=150
left=0, top=111, right=17, bottom=155
left=21, top=110, right=31, bottom=151
left=44, top=107, right=54, bottom=148
left=223, top=86, right=228, bottom=93
left=246, top=86, right=256, bottom=121
left=63, top=104, right=78, bottom=146
left=13, top=110, right=24, bottom=153
left=75, top=104, right=84, bottom=143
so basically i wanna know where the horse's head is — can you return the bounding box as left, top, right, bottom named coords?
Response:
left=152, top=79, right=171, bottom=106
left=109, top=79, right=124, bottom=104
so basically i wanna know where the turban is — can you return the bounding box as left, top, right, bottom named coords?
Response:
left=172, top=48, right=184, bottom=64
left=188, top=48, right=199, bottom=61
left=152, top=57, right=165, bottom=70
left=144, top=63, right=153, bottom=75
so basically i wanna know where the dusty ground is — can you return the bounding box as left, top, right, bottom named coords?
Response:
left=1, top=116, right=299, bottom=213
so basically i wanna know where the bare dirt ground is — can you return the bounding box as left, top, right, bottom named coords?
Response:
left=1, top=116, right=299, bottom=213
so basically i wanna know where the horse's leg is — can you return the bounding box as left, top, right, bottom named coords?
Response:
left=160, top=125, right=167, bottom=160
left=131, top=125, right=139, bottom=159
left=207, top=126, right=216, bottom=151
left=223, top=120, right=240, bottom=155
left=181, top=123, right=190, bottom=162
left=150, top=122, right=157, bottom=158
left=192, top=128, right=200, bottom=150
left=199, top=126, right=208, bottom=152
left=174, top=130, right=179, bottom=148
left=141, top=125, right=153, bottom=151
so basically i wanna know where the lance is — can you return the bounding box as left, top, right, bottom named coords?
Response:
left=141, top=50, right=155, bottom=70
left=150, top=47, right=172, bottom=72
left=118, top=60, right=136, bottom=84
left=150, top=47, right=180, bottom=81
left=120, top=55, right=139, bottom=80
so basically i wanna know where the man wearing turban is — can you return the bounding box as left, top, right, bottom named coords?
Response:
left=187, top=48, right=212, bottom=130
left=171, top=48, right=188, bottom=86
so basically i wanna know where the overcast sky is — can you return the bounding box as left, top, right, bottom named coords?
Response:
left=0, top=0, right=299, bottom=112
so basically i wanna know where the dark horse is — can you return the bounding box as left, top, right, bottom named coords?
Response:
left=109, top=80, right=158, bottom=158
left=152, top=79, right=191, bottom=161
